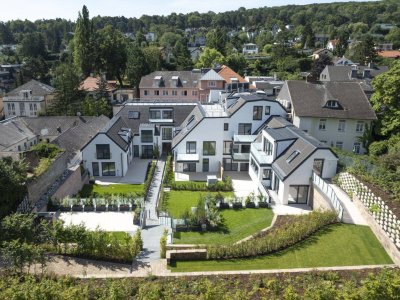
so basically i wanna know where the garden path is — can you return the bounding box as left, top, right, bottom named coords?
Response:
left=134, top=158, right=169, bottom=272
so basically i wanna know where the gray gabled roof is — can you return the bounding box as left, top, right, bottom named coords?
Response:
left=171, top=104, right=205, bottom=148
left=22, top=116, right=95, bottom=136
left=5, top=79, right=55, bottom=97
left=100, top=116, right=130, bottom=151
left=226, top=93, right=282, bottom=116
left=263, top=117, right=333, bottom=180
left=323, top=65, right=388, bottom=81
left=200, top=69, right=225, bottom=81
left=53, top=115, right=110, bottom=154
left=139, top=71, right=201, bottom=89
left=0, top=117, right=36, bottom=150
left=284, top=81, right=377, bottom=120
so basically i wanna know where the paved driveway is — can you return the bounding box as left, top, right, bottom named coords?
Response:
left=58, top=212, right=139, bottom=233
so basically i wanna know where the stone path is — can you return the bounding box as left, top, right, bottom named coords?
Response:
left=329, top=184, right=368, bottom=225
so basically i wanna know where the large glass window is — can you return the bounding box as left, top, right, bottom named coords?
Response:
left=96, top=144, right=110, bottom=159
left=263, top=138, right=273, bottom=155
left=223, top=141, right=232, bottom=155
left=223, top=158, right=238, bottom=171
left=162, top=127, right=172, bottom=140
left=288, top=185, right=309, bottom=204
left=183, top=162, right=196, bottom=172
left=186, top=141, right=196, bottom=154
left=92, top=162, right=99, bottom=176
left=253, top=106, right=263, bottom=120
left=262, top=169, right=271, bottom=180
left=203, top=141, right=216, bottom=156
left=238, top=123, right=252, bottom=135
left=141, top=130, right=153, bottom=143
left=141, top=145, right=153, bottom=158
left=101, top=162, right=116, bottom=176
left=250, top=158, right=259, bottom=174
left=162, top=110, right=173, bottom=119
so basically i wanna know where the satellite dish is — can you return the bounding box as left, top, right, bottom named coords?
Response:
left=40, top=128, right=49, bottom=136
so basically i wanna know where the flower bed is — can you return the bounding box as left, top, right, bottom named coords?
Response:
left=207, top=210, right=338, bottom=259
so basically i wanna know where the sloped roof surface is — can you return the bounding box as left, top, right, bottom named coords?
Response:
left=6, top=79, right=54, bottom=97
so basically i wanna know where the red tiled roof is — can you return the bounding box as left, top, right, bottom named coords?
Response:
left=218, top=65, right=247, bottom=83
left=378, top=50, right=400, bottom=58
left=79, top=76, right=116, bottom=92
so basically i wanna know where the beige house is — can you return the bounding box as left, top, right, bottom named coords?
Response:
left=3, top=80, right=55, bottom=119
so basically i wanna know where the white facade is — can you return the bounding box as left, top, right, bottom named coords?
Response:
left=292, top=115, right=371, bottom=154
left=173, top=98, right=287, bottom=173
left=242, top=43, right=259, bottom=55
left=4, top=96, right=46, bottom=118
left=82, top=134, right=133, bottom=177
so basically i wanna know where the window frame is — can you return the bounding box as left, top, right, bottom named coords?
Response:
left=238, top=123, right=252, bottom=135
left=186, top=141, right=196, bottom=154
left=265, top=106, right=271, bottom=115
left=96, top=144, right=111, bottom=159
left=338, top=120, right=346, bottom=132
left=203, top=141, right=216, bottom=156
left=101, top=162, right=116, bottom=176
left=253, top=106, right=263, bottom=120
left=224, top=123, right=229, bottom=131
left=319, top=119, right=327, bottom=131
left=223, top=141, right=232, bottom=155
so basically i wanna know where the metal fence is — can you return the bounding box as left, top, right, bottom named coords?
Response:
left=312, top=172, right=344, bottom=221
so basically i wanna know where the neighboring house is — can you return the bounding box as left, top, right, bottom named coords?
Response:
left=112, top=89, right=136, bottom=103
left=326, top=39, right=338, bottom=52
left=3, top=80, right=55, bottom=118
left=245, top=76, right=283, bottom=97
left=187, top=46, right=203, bottom=61
left=198, top=69, right=226, bottom=102
left=319, top=64, right=389, bottom=98
left=312, top=48, right=333, bottom=60
left=277, top=81, right=377, bottom=154
left=333, top=56, right=354, bottom=66
left=249, top=116, right=338, bottom=205
left=375, top=43, right=393, bottom=51
left=378, top=24, right=397, bottom=31
left=314, top=34, right=330, bottom=45
left=144, top=32, right=157, bottom=42
left=139, top=71, right=201, bottom=102
left=377, top=50, right=400, bottom=59
left=0, top=117, right=38, bottom=158
left=82, top=102, right=196, bottom=177
left=171, top=93, right=288, bottom=174
left=243, top=43, right=259, bottom=55
left=79, top=76, right=116, bottom=101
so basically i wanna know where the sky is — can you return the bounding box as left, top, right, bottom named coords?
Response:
left=0, top=0, right=375, bottom=22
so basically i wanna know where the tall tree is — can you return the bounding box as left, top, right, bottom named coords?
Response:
left=0, top=22, right=14, bottom=44
left=350, top=35, right=377, bottom=64
left=311, top=54, right=332, bottom=79
left=73, top=5, right=95, bottom=76
left=126, top=43, right=149, bottom=96
left=195, top=47, right=225, bottom=68
left=143, top=46, right=162, bottom=73
left=173, top=40, right=193, bottom=70
left=206, top=28, right=227, bottom=55
left=370, top=61, right=400, bottom=137
left=50, top=63, right=83, bottom=116
left=20, top=57, right=50, bottom=83
left=18, top=32, right=47, bottom=59
left=96, top=26, right=127, bottom=85
left=225, top=53, right=247, bottom=75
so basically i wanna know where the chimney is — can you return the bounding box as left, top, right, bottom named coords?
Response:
left=363, top=69, right=371, bottom=79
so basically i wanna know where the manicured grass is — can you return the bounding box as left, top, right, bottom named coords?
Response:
left=170, top=224, right=393, bottom=272
left=108, top=231, right=132, bottom=242
left=173, top=208, right=274, bottom=245
left=165, top=191, right=234, bottom=218
left=80, top=184, right=144, bottom=197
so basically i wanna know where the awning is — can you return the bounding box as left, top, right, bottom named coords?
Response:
left=176, top=153, right=200, bottom=162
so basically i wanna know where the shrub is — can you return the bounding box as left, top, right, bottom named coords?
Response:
left=369, top=141, right=388, bottom=156
left=160, top=229, right=168, bottom=259
left=143, top=161, right=157, bottom=197
left=207, top=211, right=338, bottom=259
left=31, top=142, right=62, bottom=159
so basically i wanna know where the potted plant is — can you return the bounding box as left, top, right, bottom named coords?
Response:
left=245, top=192, right=256, bottom=208
left=84, top=196, right=94, bottom=211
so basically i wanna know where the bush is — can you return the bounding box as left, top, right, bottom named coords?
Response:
left=31, top=142, right=62, bottom=159
left=160, top=229, right=168, bottom=258
left=143, top=161, right=157, bottom=197
left=369, top=141, right=388, bottom=156
left=207, top=211, right=338, bottom=259
left=171, top=177, right=233, bottom=192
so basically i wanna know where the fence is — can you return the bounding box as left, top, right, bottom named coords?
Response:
left=338, top=172, right=400, bottom=250
left=312, top=172, right=344, bottom=221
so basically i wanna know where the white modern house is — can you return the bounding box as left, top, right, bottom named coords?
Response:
left=249, top=117, right=338, bottom=205
left=172, top=93, right=288, bottom=174
left=242, top=43, right=258, bottom=55
left=277, top=81, right=377, bottom=154
left=82, top=102, right=196, bottom=177
left=3, top=80, right=55, bottom=118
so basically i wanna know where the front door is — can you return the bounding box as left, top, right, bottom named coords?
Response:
left=313, top=159, right=324, bottom=177
left=202, top=158, right=209, bottom=172
left=133, top=145, right=139, bottom=157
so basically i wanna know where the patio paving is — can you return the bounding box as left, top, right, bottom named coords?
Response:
left=95, top=158, right=152, bottom=185
left=58, top=212, right=139, bottom=233
left=224, top=171, right=258, bottom=198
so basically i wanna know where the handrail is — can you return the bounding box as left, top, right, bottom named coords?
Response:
left=312, top=172, right=344, bottom=221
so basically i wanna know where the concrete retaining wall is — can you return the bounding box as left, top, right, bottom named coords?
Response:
left=312, top=184, right=335, bottom=212
left=27, top=152, right=69, bottom=207
left=353, top=195, right=400, bottom=265
left=166, top=249, right=207, bottom=265
left=53, top=165, right=88, bottom=200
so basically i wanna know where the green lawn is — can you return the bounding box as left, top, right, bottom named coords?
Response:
left=173, top=208, right=274, bottom=245
left=170, top=224, right=393, bottom=272
left=165, top=191, right=233, bottom=218
left=80, top=184, right=144, bottom=196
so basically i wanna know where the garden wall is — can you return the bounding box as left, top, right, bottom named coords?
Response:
left=312, top=184, right=336, bottom=212
left=53, top=165, right=88, bottom=200
left=27, top=151, right=69, bottom=209
left=166, top=249, right=207, bottom=265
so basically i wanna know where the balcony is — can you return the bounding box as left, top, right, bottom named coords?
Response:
left=233, top=134, right=257, bottom=144
left=232, top=152, right=250, bottom=161
left=250, top=143, right=273, bottom=165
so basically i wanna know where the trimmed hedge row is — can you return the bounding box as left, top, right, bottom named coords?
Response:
left=207, top=210, right=338, bottom=259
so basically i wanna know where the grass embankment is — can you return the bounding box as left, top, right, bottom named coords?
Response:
left=170, top=224, right=393, bottom=272
left=173, top=208, right=274, bottom=245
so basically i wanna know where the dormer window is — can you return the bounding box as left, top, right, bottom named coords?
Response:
left=325, top=100, right=339, bottom=108
left=154, top=75, right=164, bottom=87
left=286, top=150, right=300, bottom=163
